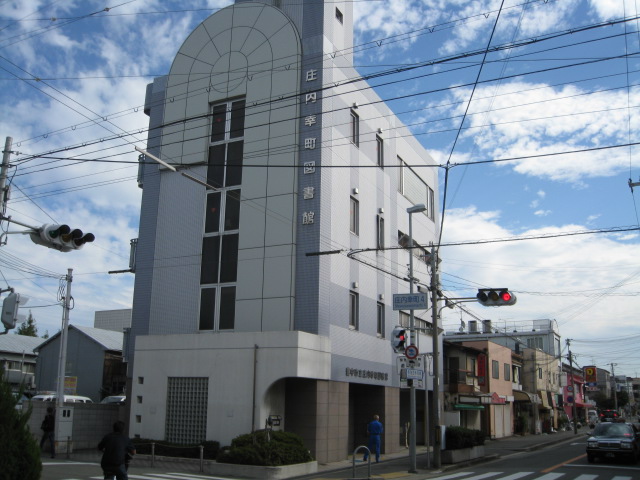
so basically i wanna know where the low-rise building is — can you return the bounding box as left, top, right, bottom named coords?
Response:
left=0, top=334, right=44, bottom=393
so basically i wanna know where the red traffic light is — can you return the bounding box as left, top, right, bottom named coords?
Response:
left=477, top=288, right=517, bottom=306
left=500, top=291, right=512, bottom=302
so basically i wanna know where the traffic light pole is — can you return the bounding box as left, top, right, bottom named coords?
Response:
left=0, top=137, right=12, bottom=215
left=407, top=209, right=418, bottom=474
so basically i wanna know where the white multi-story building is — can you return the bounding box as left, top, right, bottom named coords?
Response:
left=128, top=0, right=439, bottom=462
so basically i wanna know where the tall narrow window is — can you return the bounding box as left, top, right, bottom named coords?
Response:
left=350, top=196, right=359, bottom=235
left=200, top=98, right=245, bottom=331
left=377, top=302, right=385, bottom=337
left=376, top=135, right=384, bottom=168
left=335, top=7, right=343, bottom=24
left=349, top=291, right=359, bottom=329
left=350, top=109, right=359, bottom=147
left=397, top=156, right=405, bottom=193
left=492, top=360, right=500, bottom=379
left=376, top=214, right=384, bottom=249
left=428, top=186, right=435, bottom=220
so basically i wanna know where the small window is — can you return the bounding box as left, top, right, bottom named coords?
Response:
left=377, top=302, right=385, bottom=337
left=350, top=196, right=359, bottom=235
left=538, top=367, right=543, bottom=379
left=376, top=214, right=384, bottom=249
left=376, top=135, right=384, bottom=168
left=137, top=396, right=143, bottom=404
left=397, top=156, right=405, bottom=193
left=335, top=7, right=343, bottom=24
left=137, top=377, right=144, bottom=385
left=492, top=360, right=499, bottom=379
left=504, top=363, right=511, bottom=382
left=349, top=291, right=359, bottom=329
left=350, top=109, right=359, bottom=147
left=136, top=415, right=142, bottom=423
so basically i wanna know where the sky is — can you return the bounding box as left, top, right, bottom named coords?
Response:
left=1, top=0, right=639, bottom=379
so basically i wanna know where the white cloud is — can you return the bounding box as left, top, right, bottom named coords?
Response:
left=533, top=209, right=551, bottom=216
left=440, top=207, right=640, bottom=347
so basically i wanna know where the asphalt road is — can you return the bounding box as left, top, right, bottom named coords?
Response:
left=427, top=437, right=640, bottom=480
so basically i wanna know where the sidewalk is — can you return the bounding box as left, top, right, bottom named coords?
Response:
left=311, top=428, right=584, bottom=479
left=44, top=429, right=585, bottom=480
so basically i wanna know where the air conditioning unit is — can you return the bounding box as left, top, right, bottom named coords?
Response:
left=468, top=320, right=478, bottom=333
left=482, top=320, right=492, bottom=333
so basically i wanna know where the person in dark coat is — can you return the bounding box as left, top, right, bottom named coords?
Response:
left=363, top=414, right=383, bottom=463
left=97, top=420, right=135, bottom=480
left=40, top=407, right=56, bottom=458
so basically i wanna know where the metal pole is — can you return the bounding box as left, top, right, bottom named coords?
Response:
left=430, top=249, right=441, bottom=468
left=408, top=212, right=417, bottom=474
left=567, top=340, right=578, bottom=434
left=424, top=354, right=430, bottom=469
left=55, top=269, right=72, bottom=448
left=611, top=363, right=618, bottom=411
left=0, top=137, right=12, bottom=215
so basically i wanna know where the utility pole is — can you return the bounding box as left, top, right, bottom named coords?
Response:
left=430, top=247, right=441, bottom=468
left=566, top=339, right=578, bottom=434
left=0, top=137, right=11, bottom=214
left=611, top=363, right=618, bottom=411
left=55, top=269, right=73, bottom=451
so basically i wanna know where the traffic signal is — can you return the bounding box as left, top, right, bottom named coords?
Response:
left=30, top=224, right=95, bottom=252
left=2, top=292, right=21, bottom=330
left=391, top=326, right=407, bottom=353
left=476, top=288, right=517, bottom=306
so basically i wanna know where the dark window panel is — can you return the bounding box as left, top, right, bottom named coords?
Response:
left=219, top=286, right=236, bottom=330
left=220, top=234, right=239, bottom=283
left=211, top=104, right=227, bottom=142
left=229, top=100, right=245, bottom=139
left=224, top=189, right=241, bottom=231
left=200, top=236, right=220, bottom=284
left=205, top=192, right=221, bottom=233
left=207, top=144, right=226, bottom=189
left=199, top=288, right=216, bottom=330
left=226, top=141, right=243, bottom=187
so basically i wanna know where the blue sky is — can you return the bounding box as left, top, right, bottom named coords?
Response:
left=1, top=0, right=639, bottom=377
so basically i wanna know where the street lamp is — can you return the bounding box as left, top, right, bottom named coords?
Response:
left=406, top=203, right=426, bottom=473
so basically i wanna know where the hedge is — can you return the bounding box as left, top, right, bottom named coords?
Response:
left=217, top=430, right=313, bottom=466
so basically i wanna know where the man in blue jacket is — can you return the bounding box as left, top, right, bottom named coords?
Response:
left=363, top=414, right=383, bottom=463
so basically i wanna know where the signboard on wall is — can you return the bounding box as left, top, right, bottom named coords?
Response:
left=584, top=366, right=597, bottom=384
left=477, top=354, right=486, bottom=386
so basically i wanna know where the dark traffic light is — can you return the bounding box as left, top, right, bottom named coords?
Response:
left=30, top=224, right=95, bottom=252
left=1, top=292, right=21, bottom=330
left=477, top=288, right=517, bottom=307
left=391, top=326, right=407, bottom=353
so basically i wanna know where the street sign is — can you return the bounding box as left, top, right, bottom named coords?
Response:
left=392, top=293, right=427, bottom=310
left=406, top=368, right=423, bottom=380
left=405, top=345, right=419, bottom=359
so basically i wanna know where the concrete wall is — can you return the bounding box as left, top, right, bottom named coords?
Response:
left=28, top=401, right=125, bottom=451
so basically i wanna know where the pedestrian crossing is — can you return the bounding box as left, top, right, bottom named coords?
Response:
left=89, top=474, right=237, bottom=480
left=428, top=472, right=636, bottom=480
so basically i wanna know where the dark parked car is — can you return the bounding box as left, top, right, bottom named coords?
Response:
left=600, top=409, right=620, bottom=422
left=587, top=422, right=640, bottom=463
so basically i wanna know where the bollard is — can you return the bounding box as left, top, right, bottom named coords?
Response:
left=151, top=442, right=155, bottom=467
left=199, top=445, right=204, bottom=472
left=352, top=445, right=371, bottom=479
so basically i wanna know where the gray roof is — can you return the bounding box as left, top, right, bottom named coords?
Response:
left=73, top=325, right=123, bottom=351
left=0, top=334, right=46, bottom=356
left=35, top=325, right=123, bottom=353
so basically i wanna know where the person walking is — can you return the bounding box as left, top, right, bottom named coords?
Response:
left=40, top=407, right=56, bottom=458
left=363, top=414, right=383, bottom=463
left=97, top=420, right=136, bottom=480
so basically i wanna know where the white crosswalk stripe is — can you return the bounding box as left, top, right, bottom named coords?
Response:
left=429, top=471, right=639, bottom=480
left=90, top=474, right=235, bottom=480
left=572, top=475, right=597, bottom=480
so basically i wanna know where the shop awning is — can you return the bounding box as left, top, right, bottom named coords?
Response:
left=514, top=390, right=534, bottom=402
left=454, top=404, right=485, bottom=410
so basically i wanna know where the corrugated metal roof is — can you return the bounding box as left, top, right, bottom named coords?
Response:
left=72, top=325, right=123, bottom=351
left=0, top=334, right=46, bottom=355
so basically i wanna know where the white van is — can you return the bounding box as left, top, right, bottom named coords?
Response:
left=31, top=394, right=93, bottom=403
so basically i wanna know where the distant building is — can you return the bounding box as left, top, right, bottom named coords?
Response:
left=0, top=334, right=44, bottom=392
left=35, top=325, right=125, bottom=401
left=94, top=309, right=132, bottom=332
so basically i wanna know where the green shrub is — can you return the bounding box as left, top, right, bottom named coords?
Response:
left=445, top=426, right=485, bottom=450
left=0, top=375, right=42, bottom=480
left=132, top=438, right=220, bottom=459
left=217, top=430, right=313, bottom=466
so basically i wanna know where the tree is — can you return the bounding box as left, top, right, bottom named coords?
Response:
left=15, top=310, right=37, bottom=337
left=0, top=374, right=42, bottom=479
